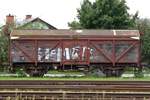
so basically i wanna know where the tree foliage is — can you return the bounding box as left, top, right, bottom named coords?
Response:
left=137, top=18, right=150, bottom=63
left=68, top=20, right=82, bottom=29
left=69, top=0, right=138, bottom=29
left=0, top=30, right=8, bottom=63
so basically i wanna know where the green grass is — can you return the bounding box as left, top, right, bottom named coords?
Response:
left=0, top=67, right=150, bottom=81
left=47, top=70, right=83, bottom=74
left=0, top=76, right=150, bottom=81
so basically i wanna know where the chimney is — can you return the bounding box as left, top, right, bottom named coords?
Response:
left=26, top=15, right=32, bottom=20
left=6, top=14, right=14, bottom=25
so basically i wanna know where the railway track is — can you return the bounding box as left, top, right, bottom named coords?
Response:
left=0, top=91, right=150, bottom=100
left=0, top=80, right=150, bottom=99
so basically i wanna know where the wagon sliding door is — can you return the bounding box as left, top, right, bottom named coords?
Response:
left=38, top=40, right=62, bottom=63
left=62, top=40, right=89, bottom=65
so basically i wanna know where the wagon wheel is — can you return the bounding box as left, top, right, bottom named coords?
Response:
left=104, top=69, right=112, bottom=77
left=25, top=65, right=49, bottom=77
left=104, top=69, right=124, bottom=77
left=85, top=65, right=105, bottom=77
left=29, top=69, right=44, bottom=77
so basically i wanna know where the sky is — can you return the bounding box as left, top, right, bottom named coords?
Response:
left=0, top=0, right=150, bottom=29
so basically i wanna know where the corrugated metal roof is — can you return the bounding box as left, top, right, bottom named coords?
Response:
left=11, top=29, right=140, bottom=37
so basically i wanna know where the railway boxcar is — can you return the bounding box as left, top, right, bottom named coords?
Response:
left=10, top=29, right=141, bottom=76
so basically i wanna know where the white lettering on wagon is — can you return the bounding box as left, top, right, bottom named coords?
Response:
left=38, top=46, right=90, bottom=62
left=131, top=37, right=140, bottom=40
left=11, top=36, right=20, bottom=39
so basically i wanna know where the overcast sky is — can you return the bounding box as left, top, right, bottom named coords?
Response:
left=0, top=0, right=150, bottom=29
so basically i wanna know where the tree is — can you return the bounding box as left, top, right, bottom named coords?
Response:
left=0, top=29, right=8, bottom=63
left=137, top=18, right=150, bottom=64
left=68, top=20, right=82, bottom=29
left=69, top=0, right=138, bottom=29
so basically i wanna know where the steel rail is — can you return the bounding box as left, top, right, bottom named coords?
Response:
left=0, top=80, right=150, bottom=99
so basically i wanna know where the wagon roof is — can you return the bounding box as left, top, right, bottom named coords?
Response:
left=11, top=29, right=140, bottom=36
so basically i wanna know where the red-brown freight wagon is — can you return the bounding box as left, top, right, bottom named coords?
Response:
left=9, top=29, right=141, bottom=76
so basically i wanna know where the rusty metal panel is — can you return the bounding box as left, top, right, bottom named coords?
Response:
left=115, top=42, right=130, bottom=57
left=115, top=30, right=140, bottom=36
left=37, top=40, right=61, bottom=62
left=114, top=41, right=139, bottom=63
left=11, top=40, right=35, bottom=62
left=10, top=29, right=141, bottom=67
left=89, top=47, right=109, bottom=62
left=11, top=30, right=113, bottom=36
left=89, top=41, right=112, bottom=63
left=89, top=40, right=139, bottom=64
left=117, top=44, right=138, bottom=62
left=10, top=39, right=140, bottom=66
left=11, top=30, right=140, bottom=38
left=62, top=40, right=89, bottom=65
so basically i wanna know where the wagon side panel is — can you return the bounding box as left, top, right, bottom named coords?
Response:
left=115, top=40, right=139, bottom=64
left=37, top=40, right=62, bottom=63
left=11, top=40, right=36, bottom=63
left=89, top=40, right=113, bottom=63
